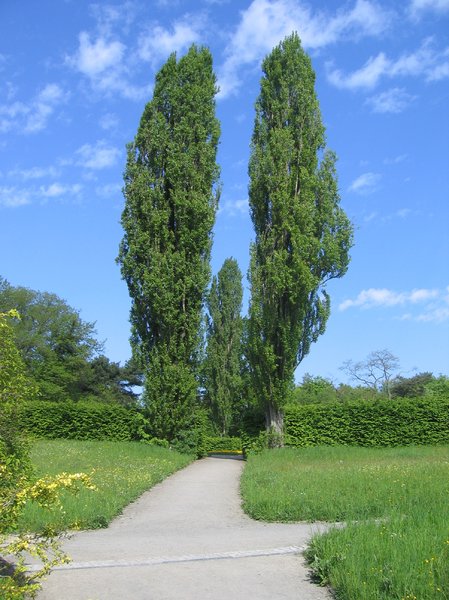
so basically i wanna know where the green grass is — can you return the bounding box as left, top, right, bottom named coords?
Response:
left=17, top=439, right=193, bottom=532
left=241, top=446, right=449, bottom=600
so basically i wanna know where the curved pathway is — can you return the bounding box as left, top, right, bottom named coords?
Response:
left=35, top=457, right=331, bottom=599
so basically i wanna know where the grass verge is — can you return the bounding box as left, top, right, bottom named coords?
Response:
left=17, top=439, right=193, bottom=532
left=241, top=446, right=449, bottom=600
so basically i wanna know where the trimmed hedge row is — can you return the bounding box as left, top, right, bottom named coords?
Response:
left=18, top=401, right=140, bottom=441
left=205, top=436, right=242, bottom=452
left=284, top=398, right=449, bottom=447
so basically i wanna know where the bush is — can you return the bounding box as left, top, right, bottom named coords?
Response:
left=284, top=397, right=449, bottom=448
left=18, top=401, right=141, bottom=441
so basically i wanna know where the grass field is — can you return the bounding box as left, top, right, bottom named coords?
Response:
left=241, top=446, right=449, bottom=600
left=17, top=440, right=193, bottom=532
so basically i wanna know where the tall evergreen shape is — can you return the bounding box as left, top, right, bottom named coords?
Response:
left=117, top=46, right=220, bottom=440
left=247, top=33, right=353, bottom=436
left=204, top=258, right=243, bottom=436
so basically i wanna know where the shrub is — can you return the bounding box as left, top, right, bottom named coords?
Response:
left=284, top=397, right=449, bottom=448
left=204, top=436, right=242, bottom=453
left=18, top=401, right=141, bottom=441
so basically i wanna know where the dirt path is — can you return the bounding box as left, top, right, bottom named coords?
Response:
left=34, top=456, right=332, bottom=599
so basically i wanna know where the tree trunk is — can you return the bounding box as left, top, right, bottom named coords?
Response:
left=266, top=403, right=284, bottom=447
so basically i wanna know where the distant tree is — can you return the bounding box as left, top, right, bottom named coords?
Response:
left=341, top=349, right=400, bottom=399
left=293, top=374, right=337, bottom=405
left=0, top=279, right=102, bottom=402
left=77, top=355, right=143, bottom=406
left=335, top=383, right=380, bottom=403
left=247, top=34, right=353, bottom=437
left=424, top=375, right=449, bottom=398
left=390, top=372, right=434, bottom=398
left=204, top=258, right=243, bottom=435
left=117, top=46, right=220, bottom=440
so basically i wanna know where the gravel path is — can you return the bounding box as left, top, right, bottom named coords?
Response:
left=34, top=456, right=332, bottom=600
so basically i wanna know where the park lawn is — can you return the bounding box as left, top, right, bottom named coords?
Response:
left=17, top=439, right=193, bottom=532
left=241, top=446, right=449, bottom=600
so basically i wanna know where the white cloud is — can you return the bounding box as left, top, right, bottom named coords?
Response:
left=348, top=172, right=381, bottom=194
left=70, top=32, right=125, bottom=77
left=218, top=0, right=392, bottom=98
left=67, top=32, right=149, bottom=100
left=327, top=38, right=449, bottom=90
left=366, top=87, right=416, bottom=113
left=138, top=16, right=203, bottom=65
left=39, top=183, right=83, bottom=198
left=0, top=83, right=67, bottom=134
left=0, top=186, right=31, bottom=208
left=409, top=0, right=449, bottom=19
left=76, top=141, right=121, bottom=169
left=339, top=287, right=440, bottom=311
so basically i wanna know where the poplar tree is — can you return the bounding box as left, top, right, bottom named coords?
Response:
left=247, top=34, right=353, bottom=436
left=204, top=258, right=243, bottom=436
left=117, top=46, right=220, bottom=440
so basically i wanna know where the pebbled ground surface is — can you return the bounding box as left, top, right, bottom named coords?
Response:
left=34, top=456, right=332, bottom=600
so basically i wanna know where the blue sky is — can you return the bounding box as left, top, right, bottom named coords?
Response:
left=1, top=0, right=448, bottom=384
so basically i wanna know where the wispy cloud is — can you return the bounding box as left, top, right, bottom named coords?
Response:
left=39, top=183, right=83, bottom=198
left=75, top=141, right=121, bottom=170
left=0, top=83, right=68, bottom=134
left=8, top=166, right=61, bottom=180
left=0, top=186, right=32, bottom=208
left=218, top=0, right=392, bottom=98
left=327, top=37, right=449, bottom=90
left=348, top=172, right=381, bottom=194
left=366, top=87, right=416, bottom=113
left=339, top=287, right=440, bottom=311
left=409, top=0, right=449, bottom=19
left=219, top=198, right=249, bottom=217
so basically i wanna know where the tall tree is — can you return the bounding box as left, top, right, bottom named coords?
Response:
left=117, top=46, right=220, bottom=440
left=247, top=34, right=353, bottom=435
left=204, top=258, right=243, bottom=436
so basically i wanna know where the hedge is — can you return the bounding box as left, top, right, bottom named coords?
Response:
left=284, top=397, right=449, bottom=447
left=205, top=436, right=242, bottom=453
left=18, top=401, right=140, bottom=441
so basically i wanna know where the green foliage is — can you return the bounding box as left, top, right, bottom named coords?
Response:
left=204, top=436, right=242, bottom=452
left=203, top=258, right=243, bottom=435
left=18, top=401, right=142, bottom=441
left=247, top=33, right=353, bottom=433
left=171, top=406, right=214, bottom=457
left=424, top=375, right=449, bottom=398
left=293, top=374, right=337, bottom=404
left=0, top=280, right=102, bottom=403
left=391, top=371, right=434, bottom=398
left=117, top=45, right=220, bottom=440
left=284, top=397, right=449, bottom=447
